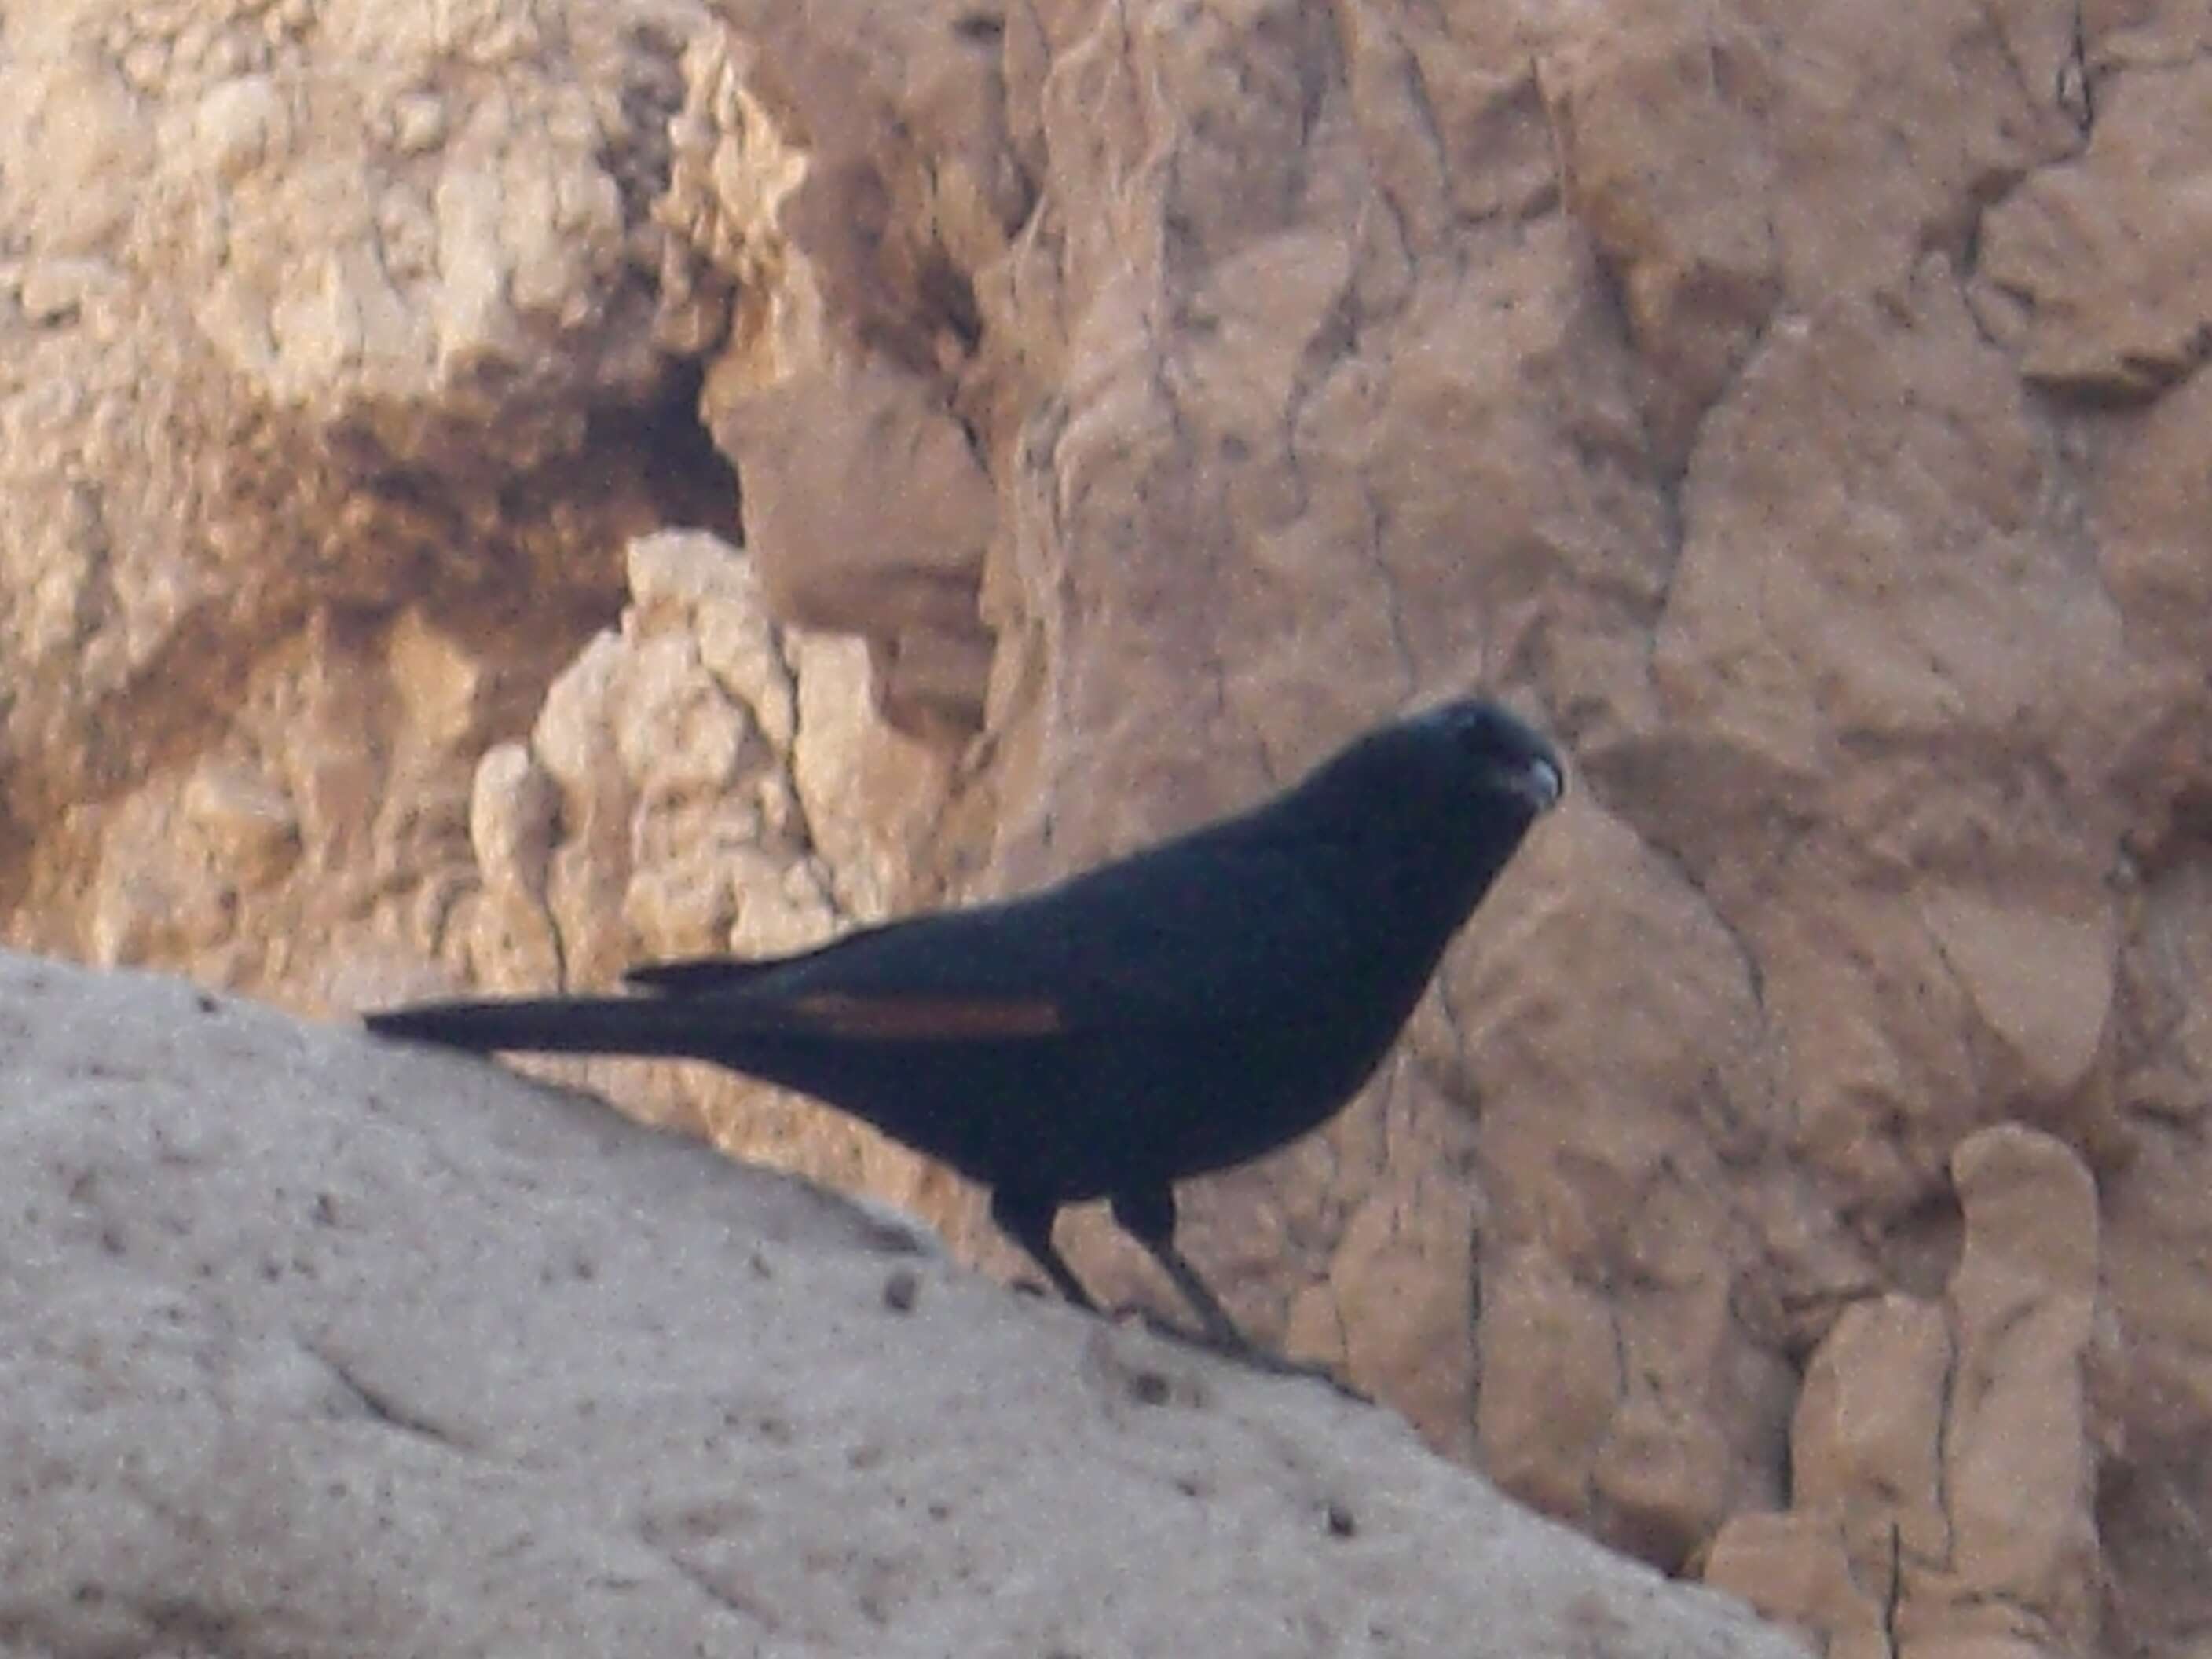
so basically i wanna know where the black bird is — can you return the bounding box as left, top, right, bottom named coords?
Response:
left=366, top=698, right=1562, bottom=1350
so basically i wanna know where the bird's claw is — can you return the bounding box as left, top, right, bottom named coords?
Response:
left=1120, top=1306, right=1371, bottom=1402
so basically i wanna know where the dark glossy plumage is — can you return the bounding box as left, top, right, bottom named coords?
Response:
left=367, top=697, right=1563, bottom=1348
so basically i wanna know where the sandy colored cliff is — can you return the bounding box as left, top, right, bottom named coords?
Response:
left=1, top=1, right=2207, bottom=1653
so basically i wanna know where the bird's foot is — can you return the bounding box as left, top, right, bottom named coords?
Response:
left=1117, top=1306, right=1371, bottom=1403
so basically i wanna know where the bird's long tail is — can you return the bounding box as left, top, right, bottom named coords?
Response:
left=365, top=995, right=720, bottom=1060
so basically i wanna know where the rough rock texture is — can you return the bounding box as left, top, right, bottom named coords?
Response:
left=0, top=950, right=1807, bottom=1659
left=0, top=0, right=736, bottom=996
left=1705, top=1126, right=2104, bottom=1658
left=414, top=528, right=957, bottom=1210
left=3, top=1, right=2211, bottom=1657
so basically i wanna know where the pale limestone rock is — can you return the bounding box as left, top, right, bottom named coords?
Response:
left=1792, top=1296, right=1951, bottom=1528
left=89, top=793, right=240, bottom=969
left=385, top=610, right=487, bottom=752
left=668, top=14, right=1006, bottom=738
left=0, top=0, right=731, bottom=1007
left=607, top=630, right=754, bottom=800
left=4, top=0, right=2212, bottom=1652
left=192, top=72, right=287, bottom=181
left=709, top=348, right=998, bottom=736
left=0, top=950, right=1814, bottom=1659
left=1637, top=263, right=2137, bottom=1234
left=154, top=0, right=707, bottom=471
left=1436, top=805, right=1805, bottom=1562
left=631, top=529, right=801, bottom=752
left=2093, top=365, right=2212, bottom=683
left=531, top=630, right=638, bottom=995
left=383, top=530, right=950, bottom=1182
left=2105, top=853, right=2212, bottom=1634
left=1295, top=1133, right=1487, bottom=1464
left=1532, top=0, right=1780, bottom=458
left=180, top=762, right=300, bottom=887
left=789, top=629, right=956, bottom=921
left=1936, top=1127, right=2100, bottom=1650
left=460, top=742, right=565, bottom=993
left=18, top=256, right=128, bottom=325
left=1705, top=1512, right=1895, bottom=1659
left=1705, top=1128, right=2100, bottom=1659
left=654, top=26, right=812, bottom=361
left=1476, top=1245, right=1625, bottom=1521
left=468, top=742, right=558, bottom=899
left=1976, top=61, right=2212, bottom=396
left=1730, top=0, right=2078, bottom=305
left=1920, top=892, right=2115, bottom=1104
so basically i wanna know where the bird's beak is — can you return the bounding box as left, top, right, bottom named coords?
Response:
left=1510, top=754, right=1565, bottom=813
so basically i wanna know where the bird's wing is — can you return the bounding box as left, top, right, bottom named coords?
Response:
left=624, top=931, right=895, bottom=995
left=626, top=916, right=1073, bottom=1038
left=623, top=827, right=1367, bottom=1040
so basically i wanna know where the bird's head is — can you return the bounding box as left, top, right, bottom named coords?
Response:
left=1284, top=695, right=1563, bottom=881
left=1411, top=697, right=1565, bottom=820
left=1259, top=695, right=1564, bottom=884
left=1260, top=694, right=1563, bottom=950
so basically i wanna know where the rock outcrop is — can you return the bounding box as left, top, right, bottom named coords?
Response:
left=2, top=1, right=2207, bottom=1654
left=0, top=950, right=1804, bottom=1658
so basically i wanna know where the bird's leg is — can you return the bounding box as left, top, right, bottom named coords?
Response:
left=1108, top=1185, right=1247, bottom=1350
left=1108, top=1187, right=1367, bottom=1399
left=989, top=1187, right=1099, bottom=1311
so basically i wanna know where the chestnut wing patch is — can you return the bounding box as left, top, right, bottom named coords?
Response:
left=785, top=991, right=1068, bottom=1039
